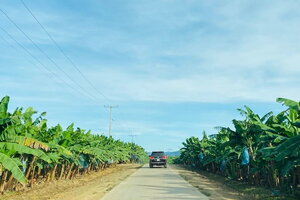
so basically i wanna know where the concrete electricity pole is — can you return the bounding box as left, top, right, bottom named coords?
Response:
left=128, top=134, right=137, bottom=143
left=128, top=128, right=137, bottom=143
left=104, top=105, right=118, bottom=136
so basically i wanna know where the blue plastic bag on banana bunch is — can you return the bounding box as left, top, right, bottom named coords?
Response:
left=199, top=152, right=204, bottom=163
left=241, top=147, right=250, bottom=165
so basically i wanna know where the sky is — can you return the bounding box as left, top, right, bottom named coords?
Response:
left=0, top=0, right=299, bottom=152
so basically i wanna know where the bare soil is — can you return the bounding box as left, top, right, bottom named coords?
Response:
left=1, top=164, right=142, bottom=200
left=171, top=164, right=242, bottom=200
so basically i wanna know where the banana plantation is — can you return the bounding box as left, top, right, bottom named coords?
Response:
left=0, top=96, right=147, bottom=194
left=178, top=98, right=300, bottom=194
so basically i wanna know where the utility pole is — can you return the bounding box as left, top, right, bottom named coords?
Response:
left=128, top=128, right=137, bottom=143
left=104, top=105, right=118, bottom=136
left=128, top=134, right=137, bottom=143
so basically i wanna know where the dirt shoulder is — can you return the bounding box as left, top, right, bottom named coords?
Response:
left=1, top=164, right=142, bottom=200
left=171, top=164, right=295, bottom=200
left=171, top=164, right=242, bottom=200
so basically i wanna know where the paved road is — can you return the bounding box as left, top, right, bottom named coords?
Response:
left=101, top=165, right=209, bottom=200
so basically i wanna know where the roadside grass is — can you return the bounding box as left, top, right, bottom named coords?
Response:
left=221, top=177, right=295, bottom=200
left=198, top=189, right=212, bottom=197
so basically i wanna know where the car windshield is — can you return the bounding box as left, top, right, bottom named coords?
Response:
left=151, top=152, right=165, bottom=156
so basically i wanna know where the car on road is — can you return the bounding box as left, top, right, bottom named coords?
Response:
left=149, top=151, right=167, bottom=168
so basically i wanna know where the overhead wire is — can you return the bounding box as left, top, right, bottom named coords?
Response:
left=0, top=26, right=90, bottom=98
left=19, top=1, right=122, bottom=132
left=1, top=3, right=134, bottom=136
left=0, top=31, right=83, bottom=99
left=20, top=0, right=111, bottom=103
left=0, top=30, right=48, bottom=74
left=0, top=7, right=97, bottom=101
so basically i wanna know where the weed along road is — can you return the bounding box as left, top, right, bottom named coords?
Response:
left=101, top=165, right=209, bottom=200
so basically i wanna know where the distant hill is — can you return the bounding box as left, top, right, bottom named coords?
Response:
left=165, top=151, right=180, bottom=156
left=146, top=151, right=181, bottom=156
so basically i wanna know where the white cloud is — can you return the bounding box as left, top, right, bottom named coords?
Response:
left=84, top=65, right=299, bottom=103
left=1, top=0, right=300, bottom=104
left=3, top=0, right=300, bottom=151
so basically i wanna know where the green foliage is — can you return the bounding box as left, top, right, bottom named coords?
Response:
left=178, top=98, right=300, bottom=194
left=0, top=152, right=26, bottom=184
left=0, top=96, right=147, bottom=189
left=167, top=156, right=179, bottom=164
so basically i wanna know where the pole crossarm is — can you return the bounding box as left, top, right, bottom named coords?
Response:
left=104, top=105, right=118, bottom=136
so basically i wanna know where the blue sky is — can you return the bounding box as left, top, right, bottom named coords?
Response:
left=0, top=0, right=299, bottom=151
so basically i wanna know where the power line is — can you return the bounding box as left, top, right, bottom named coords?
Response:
left=0, top=30, right=51, bottom=75
left=1, top=4, right=134, bottom=137
left=0, top=7, right=97, bottom=101
left=0, top=30, right=77, bottom=95
left=20, top=0, right=111, bottom=103
left=0, top=26, right=90, bottom=97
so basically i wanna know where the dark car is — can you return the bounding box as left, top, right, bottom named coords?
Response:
left=149, top=151, right=167, bottom=168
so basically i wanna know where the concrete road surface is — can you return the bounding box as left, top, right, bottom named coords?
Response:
left=101, top=165, right=209, bottom=200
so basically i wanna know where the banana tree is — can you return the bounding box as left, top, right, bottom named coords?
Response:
left=0, top=96, right=147, bottom=194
